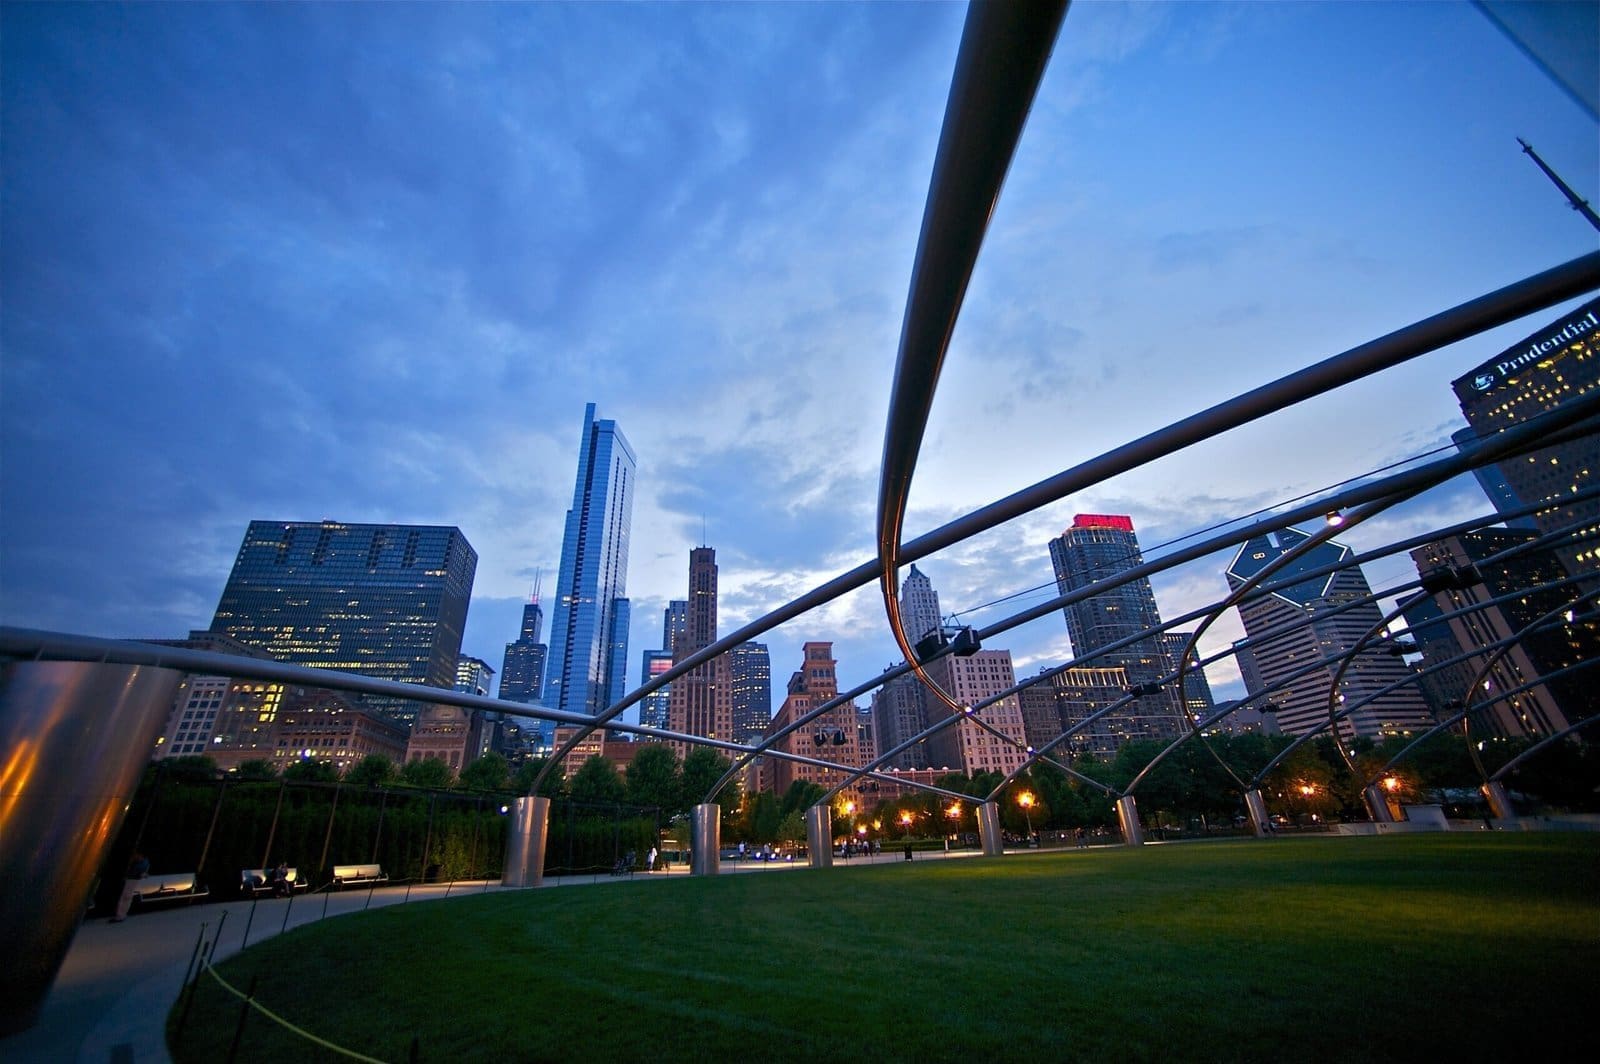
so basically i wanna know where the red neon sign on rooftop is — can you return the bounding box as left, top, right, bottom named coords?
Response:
left=1072, top=514, right=1135, bottom=532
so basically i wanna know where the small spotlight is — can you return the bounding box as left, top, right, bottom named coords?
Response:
left=1325, top=511, right=1345, bottom=527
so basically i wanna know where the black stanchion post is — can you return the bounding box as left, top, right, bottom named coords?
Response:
left=240, top=895, right=259, bottom=950
left=171, top=922, right=209, bottom=1042
left=174, top=934, right=210, bottom=1042
left=224, top=973, right=258, bottom=1064
left=410, top=1033, right=421, bottom=1063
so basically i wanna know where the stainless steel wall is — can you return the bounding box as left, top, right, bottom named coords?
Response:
left=0, top=661, right=182, bottom=1034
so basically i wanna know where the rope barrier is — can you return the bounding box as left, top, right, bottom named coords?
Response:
left=199, top=959, right=394, bottom=1064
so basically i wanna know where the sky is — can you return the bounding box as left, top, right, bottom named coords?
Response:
left=3, top=2, right=1597, bottom=728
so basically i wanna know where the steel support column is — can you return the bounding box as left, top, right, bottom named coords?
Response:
left=1363, top=784, right=1398, bottom=824
left=806, top=804, right=833, bottom=869
left=502, top=795, right=550, bottom=888
left=690, top=803, right=721, bottom=876
left=1481, top=781, right=1516, bottom=823
left=976, top=800, right=1004, bottom=856
left=1115, top=795, right=1145, bottom=847
left=0, top=661, right=183, bottom=1035
left=1244, top=788, right=1271, bottom=838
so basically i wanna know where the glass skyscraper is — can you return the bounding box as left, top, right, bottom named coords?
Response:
left=544, top=403, right=636, bottom=719
left=210, top=520, right=477, bottom=726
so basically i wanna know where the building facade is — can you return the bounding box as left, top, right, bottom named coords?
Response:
left=764, top=643, right=871, bottom=801
left=728, top=641, right=773, bottom=745
left=1226, top=527, right=1434, bottom=738
left=871, top=673, right=930, bottom=770
left=899, top=563, right=943, bottom=644
left=1452, top=297, right=1600, bottom=574
left=920, top=649, right=1030, bottom=777
left=545, top=403, right=636, bottom=719
left=209, top=520, right=477, bottom=727
left=666, top=547, right=733, bottom=754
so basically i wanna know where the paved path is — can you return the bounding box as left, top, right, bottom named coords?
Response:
left=1, top=849, right=993, bottom=1063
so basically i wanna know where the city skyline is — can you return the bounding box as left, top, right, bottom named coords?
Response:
left=3, top=3, right=1596, bottom=726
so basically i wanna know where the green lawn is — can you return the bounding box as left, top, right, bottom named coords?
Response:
left=170, top=834, right=1599, bottom=1063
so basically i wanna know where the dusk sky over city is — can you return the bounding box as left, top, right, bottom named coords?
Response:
left=3, top=2, right=1596, bottom=722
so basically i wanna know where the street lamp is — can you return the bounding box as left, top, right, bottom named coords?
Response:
left=1017, top=791, right=1035, bottom=844
left=946, top=802, right=961, bottom=853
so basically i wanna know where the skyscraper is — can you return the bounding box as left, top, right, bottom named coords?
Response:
left=499, top=596, right=548, bottom=705
left=666, top=547, right=732, bottom=752
left=764, top=642, right=869, bottom=800
left=210, top=520, right=477, bottom=727
left=921, top=649, right=1030, bottom=777
left=1452, top=297, right=1600, bottom=572
left=728, top=641, right=773, bottom=745
left=900, top=563, right=943, bottom=643
left=1226, top=527, right=1433, bottom=738
left=1048, top=514, right=1184, bottom=742
left=544, top=403, right=636, bottom=719
left=638, top=649, right=674, bottom=731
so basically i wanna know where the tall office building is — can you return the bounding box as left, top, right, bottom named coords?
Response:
left=544, top=403, right=636, bottom=719
left=1048, top=514, right=1184, bottom=741
left=1452, top=297, right=1600, bottom=572
left=210, top=520, right=477, bottom=727
left=871, top=673, right=930, bottom=770
left=764, top=642, right=870, bottom=801
left=663, top=600, right=688, bottom=657
left=1407, top=528, right=1600, bottom=737
left=666, top=547, right=733, bottom=752
left=900, top=564, right=943, bottom=643
left=921, top=649, right=1030, bottom=777
left=1017, top=665, right=1130, bottom=760
left=728, top=641, right=773, bottom=745
left=499, top=594, right=549, bottom=746
left=1226, top=527, right=1433, bottom=738
left=1161, top=631, right=1216, bottom=721
left=638, top=649, right=674, bottom=731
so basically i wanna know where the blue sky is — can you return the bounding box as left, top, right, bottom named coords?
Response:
left=3, top=2, right=1596, bottom=724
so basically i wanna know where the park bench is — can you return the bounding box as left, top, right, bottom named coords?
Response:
left=129, top=872, right=209, bottom=909
left=241, top=867, right=308, bottom=896
left=331, top=863, right=388, bottom=888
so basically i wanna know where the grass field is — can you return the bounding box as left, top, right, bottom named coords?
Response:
left=169, top=834, right=1599, bottom=1063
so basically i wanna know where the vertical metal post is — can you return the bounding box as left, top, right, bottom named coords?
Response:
left=260, top=780, right=287, bottom=870
left=1244, top=789, right=1271, bottom=838
left=1115, top=795, right=1145, bottom=846
left=1363, top=784, right=1398, bottom=824
left=193, top=780, right=229, bottom=884
left=503, top=796, right=550, bottom=888
left=370, top=789, right=388, bottom=865
left=976, top=801, right=1004, bottom=856
left=1481, top=780, right=1516, bottom=823
left=225, top=974, right=259, bottom=1064
left=806, top=804, right=833, bottom=869
left=316, top=783, right=342, bottom=880
left=0, top=661, right=182, bottom=1035
left=690, top=803, right=721, bottom=876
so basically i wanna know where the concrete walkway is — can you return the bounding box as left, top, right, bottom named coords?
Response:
left=1, top=849, right=988, bottom=1063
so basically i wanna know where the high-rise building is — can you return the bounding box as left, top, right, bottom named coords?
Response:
left=145, top=630, right=278, bottom=760
left=1016, top=665, right=1131, bottom=760
left=638, top=649, right=674, bottom=731
left=1451, top=428, right=1539, bottom=531
left=1452, top=297, right=1600, bottom=573
left=545, top=403, right=636, bottom=719
left=210, top=520, right=477, bottom=728
left=1048, top=514, right=1184, bottom=742
left=871, top=673, right=929, bottom=770
left=1226, top=527, right=1433, bottom=738
left=499, top=597, right=548, bottom=703
left=663, top=600, right=688, bottom=657
left=900, top=564, right=943, bottom=644
left=1161, top=631, right=1216, bottom=721
left=666, top=547, right=733, bottom=752
left=454, top=655, right=496, bottom=758
left=921, top=650, right=1030, bottom=777
left=764, top=642, right=870, bottom=801
left=728, top=641, right=773, bottom=745
left=1407, top=528, right=1600, bottom=737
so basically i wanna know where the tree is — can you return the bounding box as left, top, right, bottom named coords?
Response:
left=778, top=779, right=825, bottom=818
left=744, top=790, right=783, bottom=843
left=283, top=759, right=339, bottom=783
left=680, top=747, right=737, bottom=815
left=625, top=744, right=682, bottom=813
left=344, top=754, right=396, bottom=788
left=775, top=810, right=806, bottom=846
left=400, top=756, right=455, bottom=790
left=569, top=755, right=626, bottom=805
left=233, top=759, right=279, bottom=781
left=164, top=755, right=219, bottom=782
left=514, top=757, right=565, bottom=798
left=458, top=752, right=510, bottom=792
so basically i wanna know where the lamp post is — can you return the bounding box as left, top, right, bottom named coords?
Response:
left=946, top=802, right=961, bottom=853
left=1017, top=791, right=1035, bottom=846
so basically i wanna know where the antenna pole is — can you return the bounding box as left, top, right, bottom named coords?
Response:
left=1518, top=137, right=1600, bottom=232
